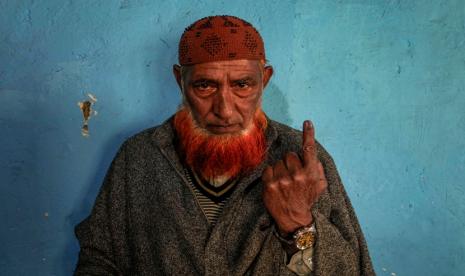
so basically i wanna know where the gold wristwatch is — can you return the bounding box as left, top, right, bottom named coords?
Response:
left=293, top=224, right=316, bottom=250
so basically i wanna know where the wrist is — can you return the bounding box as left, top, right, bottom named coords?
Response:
left=277, top=215, right=314, bottom=236
left=273, top=220, right=317, bottom=251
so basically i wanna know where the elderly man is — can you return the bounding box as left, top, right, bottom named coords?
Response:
left=75, top=16, right=374, bottom=275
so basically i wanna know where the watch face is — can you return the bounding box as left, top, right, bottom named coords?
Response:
left=296, top=232, right=315, bottom=250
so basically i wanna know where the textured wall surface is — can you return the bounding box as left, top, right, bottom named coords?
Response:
left=1, top=0, right=464, bottom=275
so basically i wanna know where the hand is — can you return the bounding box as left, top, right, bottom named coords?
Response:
left=262, top=120, right=328, bottom=235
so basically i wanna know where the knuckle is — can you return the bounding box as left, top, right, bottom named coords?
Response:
left=291, top=171, right=306, bottom=183
left=278, top=177, right=292, bottom=187
left=316, top=180, right=328, bottom=193
left=321, top=180, right=328, bottom=190
left=264, top=182, right=279, bottom=192
left=304, top=144, right=314, bottom=152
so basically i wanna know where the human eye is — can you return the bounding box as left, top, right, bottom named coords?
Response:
left=192, top=80, right=209, bottom=89
left=192, top=80, right=217, bottom=96
left=233, top=78, right=256, bottom=97
left=235, top=80, right=250, bottom=89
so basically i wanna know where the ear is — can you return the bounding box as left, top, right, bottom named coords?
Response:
left=262, top=65, right=274, bottom=89
left=173, top=64, right=183, bottom=90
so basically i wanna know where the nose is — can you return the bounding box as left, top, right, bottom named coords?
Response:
left=212, top=86, right=234, bottom=121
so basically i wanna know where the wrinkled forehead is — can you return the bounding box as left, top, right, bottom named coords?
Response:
left=181, top=59, right=264, bottom=79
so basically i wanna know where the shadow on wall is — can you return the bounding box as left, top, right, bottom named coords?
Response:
left=263, top=82, right=292, bottom=126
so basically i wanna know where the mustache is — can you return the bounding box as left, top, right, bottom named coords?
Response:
left=176, top=104, right=254, bottom=136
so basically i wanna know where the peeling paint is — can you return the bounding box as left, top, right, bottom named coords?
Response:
left=77, top=93, right=98, bottom=137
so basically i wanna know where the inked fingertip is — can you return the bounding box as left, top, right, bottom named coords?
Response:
left=305, top=120, right=314, bottom=130
left=303, top=120, right=311, bottom=130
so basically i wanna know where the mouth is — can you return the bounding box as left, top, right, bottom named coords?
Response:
left=206, top=123, right=242, bottom=134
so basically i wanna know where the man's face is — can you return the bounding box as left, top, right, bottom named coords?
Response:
left=174, top=59, right=273, bottom=135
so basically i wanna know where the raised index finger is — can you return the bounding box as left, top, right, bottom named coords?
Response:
left=302, top=120, right=317, bottom=167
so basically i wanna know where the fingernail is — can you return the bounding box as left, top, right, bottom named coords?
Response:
left=304, top=120, right=312, bottom=130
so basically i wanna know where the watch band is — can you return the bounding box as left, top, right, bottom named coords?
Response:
left=272, top=225, right=295, bottom=245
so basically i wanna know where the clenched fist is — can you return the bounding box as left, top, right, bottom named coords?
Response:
left=262, top=120, right=328, bottom=235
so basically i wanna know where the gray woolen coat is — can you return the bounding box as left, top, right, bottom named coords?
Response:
left=74, top=118, right=375, bottom=275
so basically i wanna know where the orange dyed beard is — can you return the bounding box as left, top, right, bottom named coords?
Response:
left=173, top=107, right=268, bottom=183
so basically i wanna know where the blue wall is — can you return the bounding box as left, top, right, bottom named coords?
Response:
left=1, top=1, right=464, bottom=275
